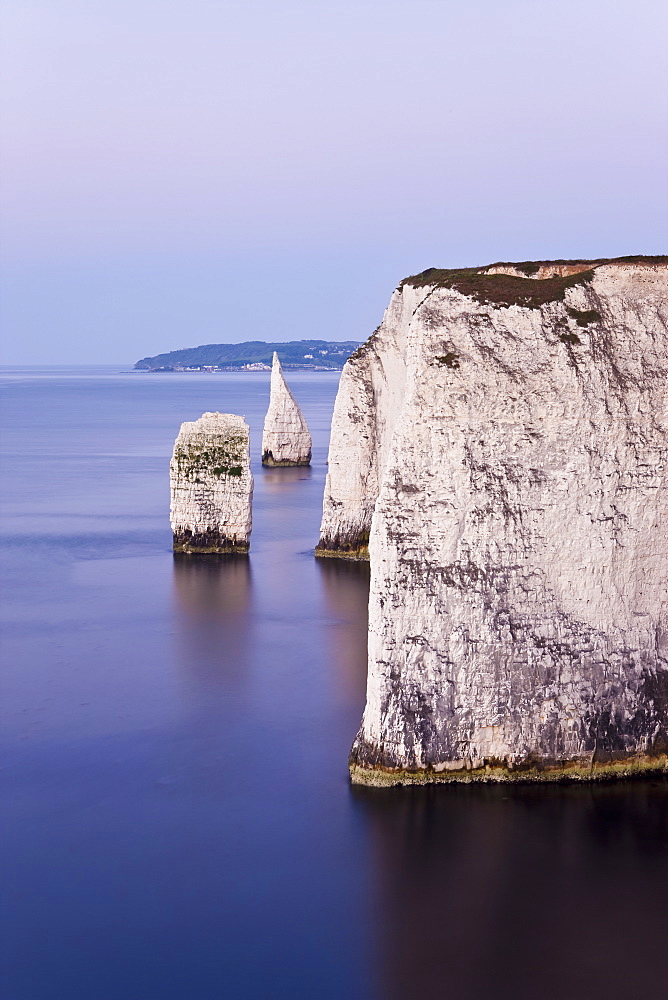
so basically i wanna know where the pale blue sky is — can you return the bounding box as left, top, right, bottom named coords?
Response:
left=2, top=0, right=666, bottom=363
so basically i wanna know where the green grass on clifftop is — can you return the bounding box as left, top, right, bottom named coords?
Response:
left=401, top=255, right=668, bottom=308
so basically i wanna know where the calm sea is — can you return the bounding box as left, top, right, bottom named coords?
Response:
left=1, top=366, right=666, bottom=1000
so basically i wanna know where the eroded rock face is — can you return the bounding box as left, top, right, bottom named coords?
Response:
left=261, top=353, right=311, bottom=466
left=316, top=303, right=408, bottom=559
left=170, top=412, right=252, bottom=553
left=338, top=257, right=668, bottom=783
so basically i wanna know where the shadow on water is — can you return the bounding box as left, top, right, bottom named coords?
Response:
left=352, top=777, right=668, bottom=1000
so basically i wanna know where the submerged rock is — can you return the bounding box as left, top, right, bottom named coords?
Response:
left=261, top=353, right=312, bottom=466
left=170, top=412, right=252, bottom=553
left=327, top=256, right=668, bottom=784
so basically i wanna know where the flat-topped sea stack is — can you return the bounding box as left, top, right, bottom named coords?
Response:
left=324, top=256, right=668, bottom=784
left=170, top=412, right=253, bottom=554
left=261, top=353, right=312, bottom=466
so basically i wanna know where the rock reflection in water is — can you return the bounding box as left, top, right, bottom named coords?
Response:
left=256, top=466, right=314, bottom=544
left=172, top=553, right=253, bottom=684
left=261, top=465, right=312, bottom=493
left=317, top=558, right=370, bottom=704
left=353, top=779, right=668, bottom=1000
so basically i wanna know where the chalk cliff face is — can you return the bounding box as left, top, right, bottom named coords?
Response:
left=261, top=353, right=312, bottom=466
left=316, top=299, right=408, bottom=558
left=332, top=257, right=668, bottom=783
left=170, top=412, right=252, bottom=553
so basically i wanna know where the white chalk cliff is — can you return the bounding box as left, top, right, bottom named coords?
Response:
left=170, top=412, right=253, bottom=553
left=261, top=353, right=312, bottom=466
left=316, top=298, right=408, bottom=558
left=323, top=257, right=668, bottom=783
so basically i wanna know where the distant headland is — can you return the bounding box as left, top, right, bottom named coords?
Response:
left=134, top=340, right=361, bottom=372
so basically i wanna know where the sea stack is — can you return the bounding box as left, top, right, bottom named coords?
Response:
left=261, top=353, right=312, bottom=466
left=170, top=412, right=253, bottom=554
left=324, top=257, right=668, bottom=784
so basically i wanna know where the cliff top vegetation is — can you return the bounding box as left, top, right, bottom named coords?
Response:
left=401, top=255, right=668, bottom=309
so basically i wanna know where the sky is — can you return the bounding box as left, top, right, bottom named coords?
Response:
left=1, top=0, right=666, bottom=364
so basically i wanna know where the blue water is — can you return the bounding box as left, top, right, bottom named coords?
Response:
left=1, top=367, right=667, bottom=1000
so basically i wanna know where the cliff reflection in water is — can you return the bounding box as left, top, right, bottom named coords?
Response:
left=316, top=558, right=370, bottom=704
left=354, top=779, right=668, bottom=1000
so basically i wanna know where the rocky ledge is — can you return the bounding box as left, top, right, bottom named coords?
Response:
left=325, top=256, right=668, bottom=784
